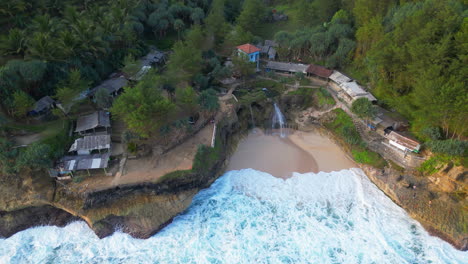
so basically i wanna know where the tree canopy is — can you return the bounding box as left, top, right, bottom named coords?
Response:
left=111, top=75, right=175, bottom=138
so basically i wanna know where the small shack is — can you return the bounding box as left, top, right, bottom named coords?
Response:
left=129, top=50, right=166, bottom=81
left=257, top=40, right=278, bottom=60
left=265, top=61, right=308, bottom=74
left=29, top=96, right=56, bottom=116
left=237, top=43, right=260, bottom=69
left=141, top=50, right=166, bottom=67
left=69, top=134, right=111, bottom=155
left=306, top=64, right=333, bottom=80
left=386, top=131, right=421, bottom=153
left=89, top=76, right=128, bottom=99
left=55, top=153, right=110, bottom=177
left=329, top=71, right=377, bottom=104
left=75, top=111, right=111, bottom=135
left=372, top=106, right=409, bottom=132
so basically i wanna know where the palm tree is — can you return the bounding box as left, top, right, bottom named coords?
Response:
left=174, top=19, right=185, bottom=40
left=0, top=28, right=27, bottom=56
left=190, top=8, right=205, bottom=25
left=26, top=32, right=59, bottom=61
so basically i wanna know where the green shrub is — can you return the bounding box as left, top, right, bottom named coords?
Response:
left=40, top=120, right=72, bottom=160
left=426, top=139, right=467, bottom=156
left=352, top=148, right=386, bottom=168
left=299, top=78, right=311, bottom=86
left=421, top=126, right=442, bottom=140
left=72, top=175, right=84, bottom=183
left=294, top=72, right=304, bottom=80
left=192, top=142, right=222, bottom=173
left=325, top=109, right=386, bottom=168
left=418, top=155, right=452, bottom=175
left=127, top=142, right=137, bottom=154
left=158, top=170, right=192, bottom=182
left=286, top=88, right=314, bottom=108
left=316, top=87, right=335, bottom=107
left=325, top=109, right=363, bottom=146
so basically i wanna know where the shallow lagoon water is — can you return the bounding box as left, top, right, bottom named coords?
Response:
left=0, top=169, right=466, bottom=263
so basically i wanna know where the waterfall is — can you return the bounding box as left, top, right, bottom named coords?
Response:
left=272, top=103, right=286, bottom=138
left=249, top=105, right=255, bottom=128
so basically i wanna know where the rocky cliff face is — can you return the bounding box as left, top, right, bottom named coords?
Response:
left=1, top=93, right=466, bottom=251
left=0, top=106, right=241, bottom=240
left=361, top=165, right=467, bottom=251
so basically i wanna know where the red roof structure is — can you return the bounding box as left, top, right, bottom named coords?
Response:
left=236, top=44, right=261, bottom=54
left=306, top=64, right=333, bottom=78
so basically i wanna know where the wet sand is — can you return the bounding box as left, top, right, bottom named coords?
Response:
left=226, top=129, right=355, bottom=178
left=288, top=130, right=356, bottom=172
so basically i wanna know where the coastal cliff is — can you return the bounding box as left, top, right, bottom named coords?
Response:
left=1, top=93, right=466, bottom=251
left=0, top=105, right=240, bottom=240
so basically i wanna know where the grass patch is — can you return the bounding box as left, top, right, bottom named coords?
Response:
left=158, top=169, right=192, bottom=182
left=72, top=175, right=85, bottom=183
left=325, top=109, right=386, bottom=168
left=324, top=109, right=363, bottom=146
left=287, top=88, right=314, bottom=108
left=238, top=89, right=268, bottom=105
left=315, top=87, right=335, bottom=108
left=40, top=120, right=73, bottom=159
left=418, top=155, right=453, bottom=175
left=253, top=79, right=286, bottom=95
left=5, top=121, right=55, bottom=133
left=352, top=148, right=387, bottom=168
left=299, top=78, right=312, bottom=86
left=193, top=138, right=223, bottom=173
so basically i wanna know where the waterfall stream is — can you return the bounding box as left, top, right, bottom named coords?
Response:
left=272, top=103, right=286, bottom=137
left=249, top=104, right=255, bottom=128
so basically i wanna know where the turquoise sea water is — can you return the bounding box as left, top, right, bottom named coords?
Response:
left=0, top=168, right=466, bottom=263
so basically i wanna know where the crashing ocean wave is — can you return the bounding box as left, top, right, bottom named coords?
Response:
left=0, top=168, right=465, bottom=263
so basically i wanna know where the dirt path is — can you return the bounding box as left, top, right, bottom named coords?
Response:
left=70, top=124, right=215, bottom=192
left=114, top=123, right=214, bottom=186
left=12, top=133, right=43, bottom=146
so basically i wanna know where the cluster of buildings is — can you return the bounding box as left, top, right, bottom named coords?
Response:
left=30, top=49, right=166, bottom=119
left=237, top=42, right=422, bottom=163
left=45, top=49, right=167, bottom=180
left=49, top=111, right=112, bottom=180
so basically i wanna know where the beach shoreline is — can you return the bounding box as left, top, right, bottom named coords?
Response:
left=226, top=128, right=356, bottom=178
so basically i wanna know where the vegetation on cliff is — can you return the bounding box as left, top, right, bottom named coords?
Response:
left=325, top=109, right=386, bottom=168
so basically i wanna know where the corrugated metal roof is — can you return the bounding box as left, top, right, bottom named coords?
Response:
left=33, top=96, right=55, bottom=112
left=306, top=64, right=333, bottom=78
left=141, top=50, right=165, bottom=67
left=264, top=40, right=278, bottom=47
left=60, top=153, right=110, bottom=171
left=75, top=111, right=111, bottom=132
left=89, top=76, right=127, bottom=96
left=265, top=61, right=308, bottom=73
left=69, top=134, right=111, bottom=152
left=268, top=47, right=277, bottom=59
left=130, top=66, right=151, bottom=81
left=387, top=131, right=420, bottom=151
left=330, top=70, right=377, bottom=102
left=329, top=71, right=352, bottom=85
left=341, top=81, right=368, bottom=97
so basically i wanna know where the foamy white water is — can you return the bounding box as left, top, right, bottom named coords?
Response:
left=0, top=169, right=465, bottom=264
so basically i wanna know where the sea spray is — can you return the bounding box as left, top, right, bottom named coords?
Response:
left=0, top=169, right=466, bottom=264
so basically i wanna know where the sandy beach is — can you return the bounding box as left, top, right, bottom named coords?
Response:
left=226, top=129, right=355, bottom=178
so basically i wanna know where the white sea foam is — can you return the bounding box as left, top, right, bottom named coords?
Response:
left=0, top=168, right=466, bottom=263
